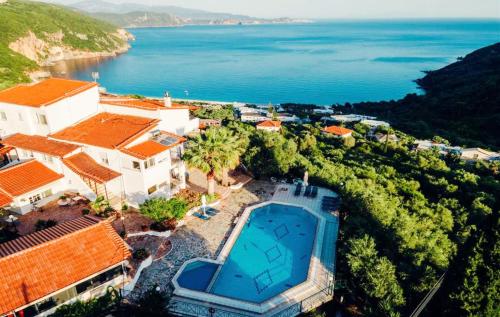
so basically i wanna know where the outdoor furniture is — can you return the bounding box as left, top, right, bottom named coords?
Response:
left=193, top=212, right=210, bottom=220
left=311, top=186, right=318, bottom=198
left=294, top=184, right=302, bottom=196
left=304, top=185, right=312, bottom=197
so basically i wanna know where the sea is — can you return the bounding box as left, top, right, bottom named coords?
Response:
left=50, top=20, right=500, bottom=105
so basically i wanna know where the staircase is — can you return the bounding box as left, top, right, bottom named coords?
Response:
left=82, top=178, right=122, bottom=211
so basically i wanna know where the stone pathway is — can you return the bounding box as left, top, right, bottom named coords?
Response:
left=127, top=180, right=276, bottom=301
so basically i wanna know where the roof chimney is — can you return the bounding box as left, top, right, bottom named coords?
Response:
left=164, top=91, right=172, bottom=108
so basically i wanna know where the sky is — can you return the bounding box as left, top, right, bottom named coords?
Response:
left=48, top=0, right=500, bottom=19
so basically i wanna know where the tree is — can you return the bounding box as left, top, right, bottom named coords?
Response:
left=89, top=196, right=111, bottom=215
left=346, top=235, right=405, bottom=317
left=183, top=127, right=244, bottom=193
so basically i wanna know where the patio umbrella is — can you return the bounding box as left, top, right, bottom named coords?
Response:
left=303, top=171, right=309, bottom=186
left=201, top=195, right=207, bottom=216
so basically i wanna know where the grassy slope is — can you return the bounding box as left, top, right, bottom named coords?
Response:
left=0, top=0, right=126, bottom=89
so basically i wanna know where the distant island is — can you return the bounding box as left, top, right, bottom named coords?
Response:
left=68, top=0, right=311, bottom=28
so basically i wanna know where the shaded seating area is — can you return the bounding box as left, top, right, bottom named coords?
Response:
left=303, top=185, right=319, bottom=198
left=294, top=184, right=302, bottom=196
left=321, top=196, right=341, bottom=212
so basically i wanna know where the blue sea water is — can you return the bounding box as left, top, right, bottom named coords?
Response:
left=60, top=20, right=500, bottom=104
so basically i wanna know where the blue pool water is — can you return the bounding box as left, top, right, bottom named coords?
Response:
left=177, top=203, right=318, bottom=303
left=56, top=20, right=500, bottom=104
left=177, top=261, right=219, bottom=291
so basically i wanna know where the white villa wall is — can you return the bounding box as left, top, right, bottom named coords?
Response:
left=158, top=109, right=193, bottom=135
left=11, top=179, right=66, bottom=214
left=100, top=103, right=161, bottom=120
left=0, top=103, right=49, bottom=137
left=44, top=86, right=99, bottom=134
left=61, top=165, right=97, bottom=201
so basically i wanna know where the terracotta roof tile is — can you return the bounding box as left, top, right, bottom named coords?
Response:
left=0, top=78, right=97, bottom=107
left=101, top=96, right=196, bottom=111
left=50, top=112, right=159, bottom=149
left=120, top=131, right=186, bottom=160
left=0, top=160, right=63, bottom=197
left=0, top=216, right=130, bottom=315
left=0, top=189, right=12, bottom=207
left=323, top=125, right=353, bottom=136
left=3, top=134, right=80, bottom=157
left=257, top=120, right=282, bottom=128
left=63, top=152, right=121, bottom=183
left=120, top=140, right=169, bottom=160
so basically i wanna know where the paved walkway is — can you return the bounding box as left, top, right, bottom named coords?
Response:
left=127, top=180, right=276, bottom=301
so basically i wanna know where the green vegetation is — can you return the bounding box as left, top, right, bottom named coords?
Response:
left=341, top=43, right=500, bottom=149
left=193, top=105, right=235, bottom=121
left=50, top=287, right=121, bottom=317
left=139, top=197, right=188, bottom=223
left=0, top=0, right=126, bottom=89
left=183, top=127, right=245, bottom=194
left=219, top=119, right=499, bottom=317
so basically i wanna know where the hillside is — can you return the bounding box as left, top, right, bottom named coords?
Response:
left=0, top=0, right=132, bottom=89
left=91, top=11, right=183, bottom=28
left=344, top=42, right=500, bottom=149
left=69, top=0, right=304, bottom=27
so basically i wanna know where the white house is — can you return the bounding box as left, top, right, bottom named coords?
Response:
left=360, top=119, right=390, bottom=128
left=330, top=114, right=376, bottom=123
left=0, top=78, right=197, bottom=213
left=461, top=148, right=500, bottom=162
left=323, top=125, right=353, bottom=138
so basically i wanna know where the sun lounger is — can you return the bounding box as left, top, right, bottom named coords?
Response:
left=311, top=186, right=318, bottom=198
left=193, top=212, right=210, bottom=220
left=294, top=184, right=302, bottom=196
left=304, top=185, right=312, bottom=197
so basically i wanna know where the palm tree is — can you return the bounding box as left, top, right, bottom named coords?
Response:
left=183, top=127, right=243, bottom=194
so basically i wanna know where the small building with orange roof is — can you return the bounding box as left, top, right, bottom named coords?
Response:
left=0, top=216, right=131, bottom=316
left=256, top=120, right=282, bottom=132
left=0, top=78, right=99, bottom=138
left=322, top=125, right=354, bottom=138
left=0, top=160, right=65, bottom=214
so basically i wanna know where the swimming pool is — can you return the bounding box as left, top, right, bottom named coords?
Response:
left=176, top=203, right=318, bottom=303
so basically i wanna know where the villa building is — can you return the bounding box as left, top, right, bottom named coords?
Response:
left=460, top=148, right=500, bottom=162
left=256, top=120, right=281, bottom=132
left=0, top=216, right=130, bottom=317
left=0, top=78, right=199, bottom=213
left=322, top=125, right=353, bottom=138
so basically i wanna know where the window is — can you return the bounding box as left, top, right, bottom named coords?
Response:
left=144, top=158, right=155, bottom=169
left=29, top=194, right=42, bottom=204
left=100, top=152, right=109, bottom=165
left=42, top=154, right=53, bottom=163
left=0, top=111, right=6, bottom=121
left=36, top=297, right=56, bottom=313
left=37, top=114, right=48, bottom=125
left=42, top=189, right=53, bottom=198
left=18, top=112, right=23, bottom=121
left=132, top=161, right=141, bottom=170
left=148, top=185, right=157, bottom=195
left=75, top=266, right=123, bottom=294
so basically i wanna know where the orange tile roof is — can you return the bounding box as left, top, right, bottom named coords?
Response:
left=101, top=96, right=196, bottom=111
left=323, top=125, right=353, bottom=136
left=3, top=134, right=80, bottom=157
left=63, top=152, right=121, bottom=183
left=0, top=78, right=97, bottom=107
left=121, top=140, right=169, bottom=160
left=0, top=189, right=12, bottom=207
left=50, top=112, right=159, bottom=149
left=257, top=120, right=282, bottom=128
left=121, top=131, right=186, bottom=160
left=0, top=160, right=63, bottom=197
left=0, top=216, right=130, bottom=315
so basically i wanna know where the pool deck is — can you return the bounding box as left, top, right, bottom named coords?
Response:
left=127, top=180, right=275, bottom=301
left=170, top=183, right=339, bottom=316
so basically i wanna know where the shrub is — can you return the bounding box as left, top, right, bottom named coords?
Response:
left=140, top=197, right=188, bottom=223
left=133, top=248, right=149, bottom=261
left=81, top=208, right=90, bottom=215
left=50, top=287, right=120, bottom=317
left=35, top=219, right=58, bottom=231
